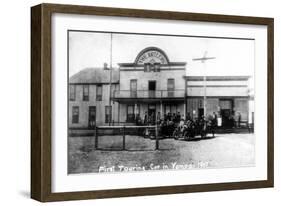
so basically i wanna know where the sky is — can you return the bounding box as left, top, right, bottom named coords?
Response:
left=68, top=31, right=255, bottom=81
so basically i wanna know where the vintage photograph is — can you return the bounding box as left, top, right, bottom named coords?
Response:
left=67, top=30, right=255, bottom=174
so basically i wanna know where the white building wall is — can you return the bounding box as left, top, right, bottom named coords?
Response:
left=69, top=84, right=119, bottom=128
left=187, top=87, right=249, bottom=97
left=119, top=68, right=185, bottom=91
left=234, top=98, right=249, bottom=121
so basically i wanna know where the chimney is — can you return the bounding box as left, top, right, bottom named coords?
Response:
left=103, top=62, right=108, bottom=70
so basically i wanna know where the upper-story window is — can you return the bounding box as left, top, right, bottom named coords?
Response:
left=144, top=63, right=161, bottom=72
left=154, top=63, right=160, bottom=72
left=144, top=63, right=151, bottom=72
left=96, top=84, right=102, bottom=101
left=167, top=78, right=175, bottom=97
left=69, top=85, right=76, bottom=101
left=83, top=85, right=89, bottom=101
left=130, top=79, right=137, bottom=98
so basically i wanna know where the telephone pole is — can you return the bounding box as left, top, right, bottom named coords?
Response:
left=192, top=51, right=216, bottom=117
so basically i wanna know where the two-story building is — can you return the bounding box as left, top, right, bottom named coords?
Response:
left=113, top=47, right=186, bottom=124
left=69, top=67, right=119, bottom=129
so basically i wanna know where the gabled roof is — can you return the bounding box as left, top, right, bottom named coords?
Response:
left=69, top=68, right=119, bottom=84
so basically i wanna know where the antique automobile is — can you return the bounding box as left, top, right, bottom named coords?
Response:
left=172, top=118, right=215, bottom=140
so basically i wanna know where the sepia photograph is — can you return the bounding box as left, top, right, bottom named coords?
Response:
left=67, top=30, right=255, bottom=174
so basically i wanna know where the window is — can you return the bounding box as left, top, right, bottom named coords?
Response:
left=130, top=79, right=137, bottom=98
left=127, top=105, right=135, bottom=123
left=96, top=85, right=102, bottom=101
left=167, top=78, right=175, bottom=97
left=83, top=85, right=89, bottom=101
left=69, top=85, right=76, bottom=101
left=154, top=63, right=160, bottom=72
left=164, top=105, right=171, bottom=115
left=72, top=106, right=79, bottom=124
left=126, top=104, right=140, bottom=123
left=148, top=81, right=156, bottom=98
left=150, top=64, right=155, bottom=72
left=144, top=63, right=160, bottom=72
left=164, top=104, right=178, bottom=116
left=105, top=106, right=112, bottom=123
left=144, top=63, right=151, bottom=72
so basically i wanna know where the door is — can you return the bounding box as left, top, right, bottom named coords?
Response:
left=219, top=99, right=234, bottom=128
left=148, top=81, right=156, bottom=98
left=198, top=108, right=204, bottom=119
left=127, top=105, right=135, bottom=123
left=148, top=104, right=156, bottom=124
left=88, top=106, right=96, bottom=128
left=167, top=79, right=175, bottom=97
left=221, top=109, right=232, bottom=127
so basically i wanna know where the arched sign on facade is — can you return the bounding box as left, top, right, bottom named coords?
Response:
left=134, top=47, right=170, bottom=65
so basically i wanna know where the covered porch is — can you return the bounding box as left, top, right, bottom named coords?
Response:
left=112, top=97, right=185, bottom=125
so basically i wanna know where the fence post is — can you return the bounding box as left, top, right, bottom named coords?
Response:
left=95, top=126, right=98, bottom=150
left=122, top=126, right=126, bottom=150
left=155, top=125, right=159, bottom=150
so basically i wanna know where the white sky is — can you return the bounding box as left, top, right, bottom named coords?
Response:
left=69, top=31, right=255, bottom=80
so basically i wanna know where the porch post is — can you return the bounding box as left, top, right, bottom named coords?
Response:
left=134, top=103, right=137, bottom=121
left=160, top=101, right=163, bottom=119
left=118, top=103, right=120, bottom=124
left=184, top=76, right=187, bottom=120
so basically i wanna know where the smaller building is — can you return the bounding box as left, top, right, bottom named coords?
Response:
left=185, top=76, right=250, bottom=127
left=68, top=67, right=119, bottom=129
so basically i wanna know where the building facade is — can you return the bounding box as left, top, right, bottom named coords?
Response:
left=69, top=47, right=251, bottom=129
left=69, top=67, right=120, bottom=128
left=185, top=76, right=250, bottom=127
left=114, top=47, right=186, bottom=124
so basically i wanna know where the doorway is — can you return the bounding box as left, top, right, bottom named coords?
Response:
left=198, top=108, right=204, bottom=118
left=148, top=104, right=156, bottom=124
left=148, top=81, right=156, bottom=98
left=221, top=109, right=232, bottom=127
left=88, top=106, right=96, bottom=128
left=219, top=99, right=234, bottom=128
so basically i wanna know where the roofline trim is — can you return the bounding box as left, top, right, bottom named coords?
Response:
left=118, top=62, right=187, bottom=67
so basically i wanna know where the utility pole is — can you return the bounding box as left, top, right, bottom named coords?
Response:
left=192, top=51, right=216, bottom=117
left=108, top=33, right=113, bottom=126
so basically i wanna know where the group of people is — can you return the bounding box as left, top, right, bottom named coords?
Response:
left=136, top=109, right=244, bottom=139
left=225, top=112, right=242, bottom=128
left=136, top=111, right=185, bottom=126
left=137, top=111, right=219, bottom=139
left=165, top=112, right=218, bottom=139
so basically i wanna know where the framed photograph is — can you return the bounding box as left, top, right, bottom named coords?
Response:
left=31, top=3, right=274, bottom=202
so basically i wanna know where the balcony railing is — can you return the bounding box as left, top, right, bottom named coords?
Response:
left=113, top=90, right=185, bottom=99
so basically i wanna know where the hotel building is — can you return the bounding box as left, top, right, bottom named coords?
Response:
left=69, top=47, right=251, bottom=129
